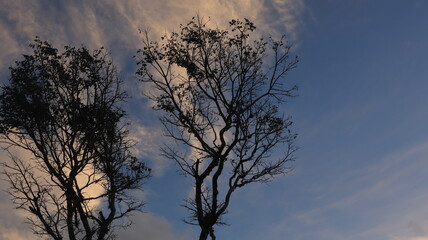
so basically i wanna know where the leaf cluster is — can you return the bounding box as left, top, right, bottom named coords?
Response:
left=0, top=38, right=150, bottom=240
left=137, top=16, right=298, bottom=239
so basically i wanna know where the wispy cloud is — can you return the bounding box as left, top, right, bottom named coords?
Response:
left=0, top=1, right=305, bottom=238
left=393, top=238, right=428, bottom=240
left=0, top=0, right=304, bottom=69
left=115, top=212, right=194, bottom=240
left=268, top=141, right=428, bottom=240
left=0, top=0, right=305, bottom=165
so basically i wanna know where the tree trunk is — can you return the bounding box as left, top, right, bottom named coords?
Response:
left=199, top=228, right=210, bottom=240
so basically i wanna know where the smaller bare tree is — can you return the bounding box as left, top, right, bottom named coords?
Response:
left=0, top=38, right=150, bottom=240
left=137, top=17, right=298, bottom=240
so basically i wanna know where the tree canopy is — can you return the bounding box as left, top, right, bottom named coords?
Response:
left=137, top=17, right=298, bottom=240
left=0, top=38, right=150, bottom=240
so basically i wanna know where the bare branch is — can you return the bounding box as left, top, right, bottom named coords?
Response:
left=0, top=39, right=150, bottom=240
left=137, top=16, right=298, bottom=240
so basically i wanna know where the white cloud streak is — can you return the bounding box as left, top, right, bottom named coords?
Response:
left=0, top=0, right=305, bottom=173
left=115, top=212, right=194, bottom=240
left=270, top=141, right=428, bottom=240
left=0, top=0, right=304, bottom=69
left=0, top=0, right=304, bottom=238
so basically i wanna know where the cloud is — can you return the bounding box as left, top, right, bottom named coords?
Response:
left=0, top=0, right=304, bottom=71
left=0, top=196, right=35, bottom=240
left=269, top=141, right=428, bottom=240
left=0, top=188, right=193, bottom=240
left=0, top=228, right=33, bottom=240
left=0, top=148, right=36, bottom=240
left=129, top=124, right=174, bottom=177
left=0, top=0, right=305, bottom=164
left=0, top=1, right=306, bottom=239
left=115, top=212, right=194, bottom=240
left=393, top=238, right=428, bottom=240
left=0, top=144, right=188, bottom=239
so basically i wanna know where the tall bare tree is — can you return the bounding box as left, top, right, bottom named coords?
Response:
left=0, top=38, right=150, bottom=240
left=137, top=17, right=298, bottom=240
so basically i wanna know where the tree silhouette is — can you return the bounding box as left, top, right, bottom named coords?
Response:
left=0, top=38, right=150, bottom=240
left=137, top=16, right=298, bottom=240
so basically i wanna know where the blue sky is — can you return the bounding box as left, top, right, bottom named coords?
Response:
left=1, top=0, right=428, bottom=239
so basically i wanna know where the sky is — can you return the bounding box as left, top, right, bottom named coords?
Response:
left=1, top=0, right=428, bottom=239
